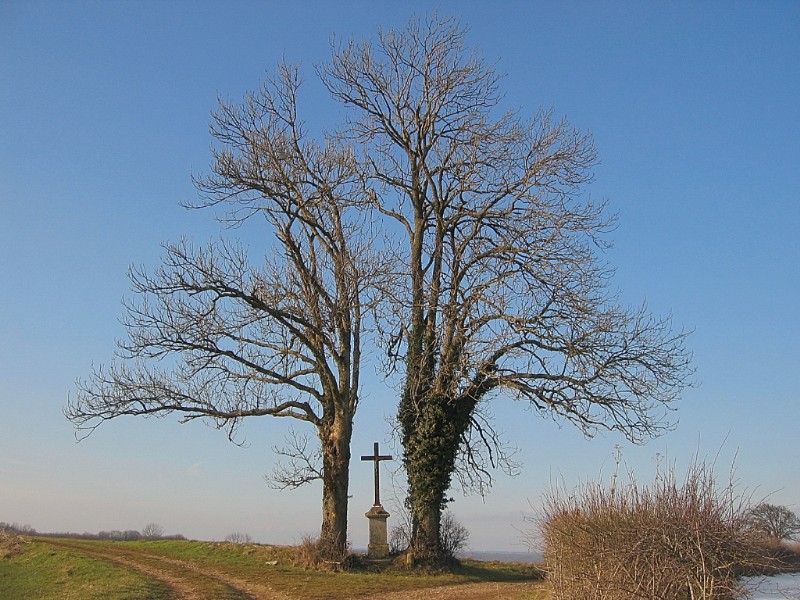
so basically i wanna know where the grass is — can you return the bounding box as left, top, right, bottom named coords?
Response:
left=2, top=536, right=548, bottom=599
left=119, top=539, right=543, bottom=598
left=0, top=538, right=170, bottom=600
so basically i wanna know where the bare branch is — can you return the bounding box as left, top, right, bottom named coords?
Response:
left=266, top=429, right=324, bottom=489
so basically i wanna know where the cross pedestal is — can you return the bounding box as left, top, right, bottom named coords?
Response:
left=365, top=505, right=390, bottom=558
left=361, top=442, right=392, bottom=558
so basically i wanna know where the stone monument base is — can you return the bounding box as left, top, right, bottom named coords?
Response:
left=365, top=505, right=390, bottom=558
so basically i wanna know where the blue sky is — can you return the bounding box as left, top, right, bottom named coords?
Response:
left=1, top=1, right=798, bottom=552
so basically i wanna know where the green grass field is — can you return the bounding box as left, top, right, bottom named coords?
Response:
left=0, top=538, right=171, bottom=600
left=0, top=535, right=547, bottom=599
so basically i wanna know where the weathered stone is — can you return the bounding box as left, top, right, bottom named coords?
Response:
left=365, top=505, right=390, bottom=558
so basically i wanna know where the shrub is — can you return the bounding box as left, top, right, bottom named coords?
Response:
left=388, top=498, right=413, bottom=555
left=224, top=532, right=253, bottom=544
left=440, top=510, right=470, bottom=558
left=292, top=534, right=351, bottom=570
left=536, top=458, right=766, bottom=600
left=389, top=521, right=411, bottom=555
left=388, top=506, right=469, bottom=560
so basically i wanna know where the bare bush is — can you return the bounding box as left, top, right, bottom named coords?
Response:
left=536, top=458, right=767, bottom=600
left=440, top=510, right=470, bottom=558
left=292, top=534, right=351, bottom=570
left=389, top=505, right=469, bottom=560
left=389, top=514, right=412, bottom=556
left=224, top=532, right=253, bottom=544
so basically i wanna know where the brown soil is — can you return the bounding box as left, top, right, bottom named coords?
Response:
left=361, top=580, right=545, bottom=599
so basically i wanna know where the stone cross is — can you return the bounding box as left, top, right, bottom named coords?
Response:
left=361, top=442, right=392, bottom=507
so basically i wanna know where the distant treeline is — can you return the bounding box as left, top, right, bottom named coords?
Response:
left=0, top=522, right=186, bottom=542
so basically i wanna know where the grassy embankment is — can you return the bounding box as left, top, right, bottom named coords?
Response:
left=0, top=534, right=548, bottom=599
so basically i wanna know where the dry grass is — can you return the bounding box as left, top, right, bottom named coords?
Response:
left=0, top=530, right=28, bottom=559
left=291, top=533, right=353, bottom=570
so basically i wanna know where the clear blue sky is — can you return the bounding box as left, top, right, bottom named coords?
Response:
left=1, top=1, right=798, bottom=552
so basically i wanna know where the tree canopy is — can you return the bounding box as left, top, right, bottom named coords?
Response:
left=67, top=65, right=389, bottom=557
left=321, top=15, right=692, bottom=561
left=748, top=503, right=800, bottom=541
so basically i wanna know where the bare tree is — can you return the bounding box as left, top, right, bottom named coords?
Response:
left=748, top=503, right=800, bottom=542
left=67, top=65, right=388, bottom=557
left=321, top=16, right=692, bottom=563
left=141, top=522, right=164, bottom=540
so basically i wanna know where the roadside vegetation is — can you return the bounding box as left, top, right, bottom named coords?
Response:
left=1, top=533, right=545, bottom=600
left=534, top=456, right=800, bottom=600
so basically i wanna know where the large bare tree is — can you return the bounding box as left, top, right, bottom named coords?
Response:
left=67, top=65, right=387, bottom=557
left=747, top=503, right=800, bottom=542
left=322, top=17, right=692, bottom=562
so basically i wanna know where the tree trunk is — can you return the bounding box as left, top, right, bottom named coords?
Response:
left=401, top=392, right=470, bottom=564
left=319, top=417, right=353, bottom=559
left=411, top=497, right=443, bottom=561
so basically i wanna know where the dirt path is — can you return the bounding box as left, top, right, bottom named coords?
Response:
left=41, top=538, right=545, bottom=600
left=360, top=580, right=546, bottom=600
left=42, top=539, right=290, bottom=600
